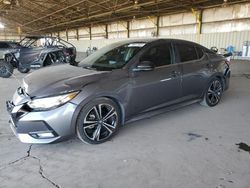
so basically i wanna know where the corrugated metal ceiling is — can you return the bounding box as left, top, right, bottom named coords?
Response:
left=0, top=0, right=249, bottom=34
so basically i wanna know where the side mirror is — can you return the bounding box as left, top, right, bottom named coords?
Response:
left=132, top=61, right=154, bottom=72
left=210, top=46, right=218, bottom=53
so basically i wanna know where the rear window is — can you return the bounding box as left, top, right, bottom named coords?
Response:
left=176, top=44, right=198, bottom=62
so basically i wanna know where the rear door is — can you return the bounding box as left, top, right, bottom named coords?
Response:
left=175, top=42, right=210, bottom=100
left=127, top=41, right=182, bottom=117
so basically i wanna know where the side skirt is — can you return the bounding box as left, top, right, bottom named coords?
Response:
left=125, top=99, right=202, bottom=124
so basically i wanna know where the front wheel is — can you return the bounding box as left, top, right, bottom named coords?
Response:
left=76, top=98, right=121, bottom=144
left=200, top=78, right=223, bottom=107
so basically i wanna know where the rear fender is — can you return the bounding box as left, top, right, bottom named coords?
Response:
left=201, top=73, right=226, bottom=97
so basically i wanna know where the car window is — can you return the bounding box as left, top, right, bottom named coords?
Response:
left=176, top=44, right=198, bottom=62
left=80, top=42, right=145, bottom=71
left=140, top=43, right=172, bottom=67
left=0, top=42, right=10, bottom=49
left=196, top=47, right=204, bottom=59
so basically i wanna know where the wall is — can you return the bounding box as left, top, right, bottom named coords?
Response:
left=1, top=2, right=249, bottom=51
left=68, top=31, right=250, bottom=53
left=62, top=3, right=250, bottom=53
left=0, top=31, right=20, bottom=41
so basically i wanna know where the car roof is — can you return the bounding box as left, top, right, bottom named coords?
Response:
left=111, top=38, right=206, bottom=49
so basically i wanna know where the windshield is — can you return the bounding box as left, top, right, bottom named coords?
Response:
left=19, top=38, right=38, bottom=47
left=79, top=42, right=146, bottom=71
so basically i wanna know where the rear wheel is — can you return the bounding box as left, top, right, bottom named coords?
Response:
left=0, top=61, right=13, bottom=78
left=76, top=98, right=121, bottom=144
left=200, top=78, right=223, bottom=107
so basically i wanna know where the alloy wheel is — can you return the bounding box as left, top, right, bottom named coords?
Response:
left=207, top=80, right=222, bottom=105
left=83, top=103, right=118, bottom=141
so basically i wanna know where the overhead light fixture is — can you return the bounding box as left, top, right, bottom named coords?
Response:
left=222, top=0, right=228, bottom=7
left=0, top=22, right=5, bottom=29
left=16, top=0, right=20, bottom=6
left=3, top=0, right=11, bottom=5
left=134, top=0, right=140, bottom=9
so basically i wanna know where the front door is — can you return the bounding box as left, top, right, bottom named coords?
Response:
left=127, top=41, right=182, bottom=117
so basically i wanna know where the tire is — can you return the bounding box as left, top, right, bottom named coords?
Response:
left=76, top=97, right=121, bottom=144
left=200, top=78, right=223, bottom=107
left=18, top=67, right=30, bottom=74
left=0, top=61, right=13, bottom=78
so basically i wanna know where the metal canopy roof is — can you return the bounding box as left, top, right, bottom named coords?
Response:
left=0, top=0, right=249, bottom=35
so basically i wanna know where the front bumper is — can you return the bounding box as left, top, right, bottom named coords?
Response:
left=6, top=100, right=77, bottom=144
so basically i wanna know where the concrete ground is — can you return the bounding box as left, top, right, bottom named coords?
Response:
left=0, top=60, right=250, bottom=188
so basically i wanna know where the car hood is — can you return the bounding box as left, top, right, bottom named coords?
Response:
left=23, top=64, right=109, bottom=97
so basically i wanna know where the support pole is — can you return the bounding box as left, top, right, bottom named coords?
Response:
left=89, top=26, right=92, bottom=40
left=105, top=24, right=108, bottom=39
left=191, top=8, right=203, bottom=35
left=76, top=28, right=79, bottom=40
left=66, top=29, right=68, bottom=41
left=127, top=21, right=130, bottom=38
left=156, top=16, right=160, bottom=37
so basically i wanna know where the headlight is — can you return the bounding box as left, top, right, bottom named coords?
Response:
left=27, top=91, right=79, bottom=110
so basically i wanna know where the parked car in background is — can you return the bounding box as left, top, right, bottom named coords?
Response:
left=6, top=39, right=230, bottom=144
left=0, top=41, right=21, bottom=55
left=0, top=36, right=77, bottom=78
left=0, top=41, right=22, bottom=77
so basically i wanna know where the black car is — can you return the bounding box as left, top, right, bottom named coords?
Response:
left=6, top=39, right=230, bottom=144
left=0, top=41, right=21, bottom=53
left=0, top=36, right=76, bottom=78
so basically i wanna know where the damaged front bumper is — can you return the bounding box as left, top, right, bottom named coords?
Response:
left=6, top=91, right=77, bottom=144
left=6, top=100, right=61, bottom=143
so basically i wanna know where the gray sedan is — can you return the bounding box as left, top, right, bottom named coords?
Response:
left=6, top=39, right=230, bottom=144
